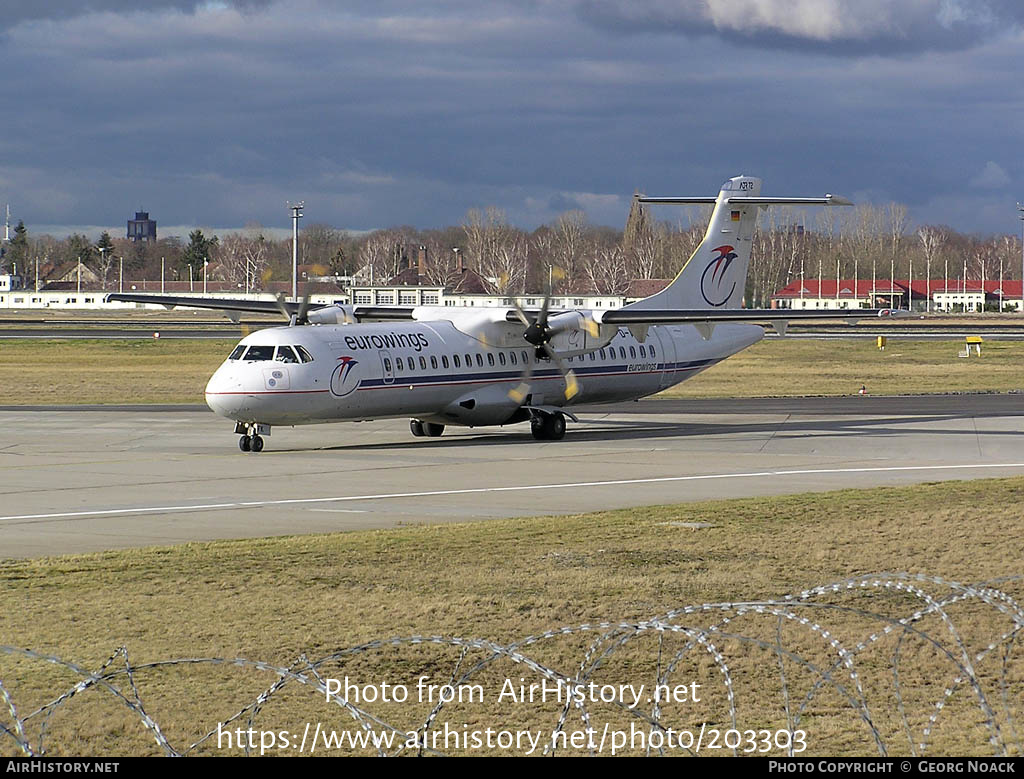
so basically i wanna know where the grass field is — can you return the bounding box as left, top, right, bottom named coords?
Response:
left=3, top=478, right=1023, bottom=756
left=0, top=337, right=1022, bottom=404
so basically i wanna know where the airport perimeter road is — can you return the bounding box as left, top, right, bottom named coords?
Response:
left=1, top=395, right=1022, bottom=558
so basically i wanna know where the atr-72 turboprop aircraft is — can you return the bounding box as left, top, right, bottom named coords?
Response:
left=109, top=176, right=898, bottom=452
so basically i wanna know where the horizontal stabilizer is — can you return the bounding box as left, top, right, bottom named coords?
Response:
left=636, top=196, right=717, bottom=204
left=726, top=195, right=853, bottom=206
left=637, top=195, right=852, bottom=206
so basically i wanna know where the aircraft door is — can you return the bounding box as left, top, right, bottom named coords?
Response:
left=654, top=327, right=678, bottom=390
left=379, top=350, right=395, bottom=385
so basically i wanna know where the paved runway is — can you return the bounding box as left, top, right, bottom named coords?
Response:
left=2, top=395, right=1023, bottom=559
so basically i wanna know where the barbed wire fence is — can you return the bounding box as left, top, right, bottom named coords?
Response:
left=2, top=572, right=1022, bottom=757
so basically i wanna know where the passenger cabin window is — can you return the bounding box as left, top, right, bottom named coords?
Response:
left=498, top=352, right=506, bottom=366
left=510, top=351, right=517, bottom=365
left=650, top=346, right=656, bottom=358
left=430, top=356, right=438, bottom=369
left=275, top=345, right=300, bottom=363
left=442, top=355, right=449, bottom=368
left=419, top=356, right=427, bottom=370
left=640, top=345, right=646, bottom=358
left=454, top=354, right=461, bottom=368
left=383, top=358, right=392, bottom=372
left=629, top=346, right=636, bottom=359
left=475, top=354, right=483, bottom=367
left=243, top=345, right=275, bottom=361
left=487, top=353, right=495, bottom=367
left=396, top=358, right=404, bottom=372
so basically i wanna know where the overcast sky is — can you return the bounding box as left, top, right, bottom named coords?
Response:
left=1, top=0, right=1022, bottom=238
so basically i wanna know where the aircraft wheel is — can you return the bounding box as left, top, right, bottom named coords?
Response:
left=251, top=435, right=264, bottom=453
left=548, top=412, right=566, bottom=440
left=239, top=435, right=251, bottom=452
left=410, top=420, right=425, bottom=437
left=422, top=423, right=445, bottom=437
left=531, top=412, right=566, bottom=441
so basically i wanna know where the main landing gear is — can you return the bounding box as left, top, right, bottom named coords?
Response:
left=410, top=420, right=445, bottom=437
left=530, top=411, right=566, bottom=441
left=235, top=422, right=269, bottom=453
left=239, top=434, right=263, bottom=452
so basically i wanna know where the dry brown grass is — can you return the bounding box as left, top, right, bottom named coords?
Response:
left=662, top=337, right=1024, bottom=397
left=2, top=478, right=1023, bottom=756
left=0, top=339, right=235, bottom=404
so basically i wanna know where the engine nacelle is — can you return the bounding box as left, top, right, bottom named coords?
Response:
left=307, top=304, right=357, bottom=325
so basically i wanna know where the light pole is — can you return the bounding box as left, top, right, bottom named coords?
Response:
left=203, top=258, right=208, bottom=295
left=97, top=246, right=110, bottom=291
left=288, top=201, right=304, bottom=300
left=1018, top=203, right=1024, bottom=313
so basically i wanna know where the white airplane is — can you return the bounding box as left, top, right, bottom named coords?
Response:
left=109, top=175, right=898, bottom=452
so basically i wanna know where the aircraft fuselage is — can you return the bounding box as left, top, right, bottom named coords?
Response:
left=204, top=319, right=762, bottom=429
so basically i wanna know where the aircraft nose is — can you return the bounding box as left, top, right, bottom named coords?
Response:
left=205, top=367, right=250, bottom=419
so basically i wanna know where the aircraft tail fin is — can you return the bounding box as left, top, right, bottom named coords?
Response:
left=624, top=176, right=851, bottom=311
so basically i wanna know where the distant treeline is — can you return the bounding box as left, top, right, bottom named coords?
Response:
left=3, top=203, right=1021, bottom=303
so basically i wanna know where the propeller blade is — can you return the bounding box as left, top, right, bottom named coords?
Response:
left=274, top=292, right=293, bottom=323
left=510, top=298, right=531, bottom=328
left=296, top=292, right=312, bottom=325
left=508, top=382, right=531, bottom=404
left=537, top=288, right=550, bottom=328
left=541, top=344, right=581, bottom=400
left=563, top=370, right=580, bottom=400
left=507, top=348, right=534, bottom=403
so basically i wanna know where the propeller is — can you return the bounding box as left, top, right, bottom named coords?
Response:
left=507, top=286, right=588, bottom=403
left=275, top=292, right=312, bottom=325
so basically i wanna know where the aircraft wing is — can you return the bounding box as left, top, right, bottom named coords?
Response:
left=105, top=292, right=416, bottom=322
left=105, top=293, right=318, bottom=316
left=106, top=292, right=904, bottom=330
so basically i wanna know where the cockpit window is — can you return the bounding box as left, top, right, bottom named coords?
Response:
left=275, top=345, right=300, bottom=364
left=243, top=345, right=275, bottom=361
left=228, top=345, right=246, bottom=360
left=295, top=345, right=314, bottom=363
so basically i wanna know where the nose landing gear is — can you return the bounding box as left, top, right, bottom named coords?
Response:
left=235, top=422, right=270, bottom=453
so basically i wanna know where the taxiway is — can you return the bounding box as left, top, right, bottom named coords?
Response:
left=1, top=395, right=1022, bottom=559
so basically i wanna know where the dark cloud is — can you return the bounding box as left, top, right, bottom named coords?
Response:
left=576, top=0, right=1024, bottom=55
left=0, top=1, right=1020, bottom=236
left=0, top=1, right=272, bottom=31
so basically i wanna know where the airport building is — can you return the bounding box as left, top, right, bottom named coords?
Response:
left=771, top=279, right=1024, bottom=312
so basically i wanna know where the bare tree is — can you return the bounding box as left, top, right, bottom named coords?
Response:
left=481, top=233, right=528, bottom=294
left=552, top=210, right=586, bottom=288
left=917, top=227, right=944, bottom=311
left=586, top=243, right=631, bottom=295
